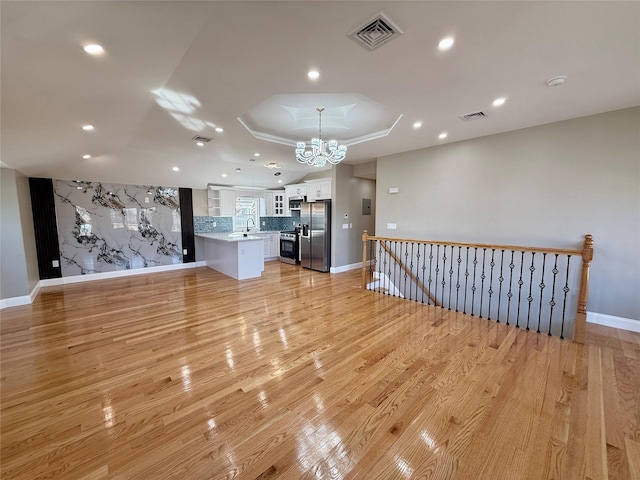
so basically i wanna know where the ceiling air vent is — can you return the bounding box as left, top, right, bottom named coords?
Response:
left=348, top=12, right=403, bottom=51
left=458, top=111, right=488, bottom=122
left=192, top=135, right=213, bottom=143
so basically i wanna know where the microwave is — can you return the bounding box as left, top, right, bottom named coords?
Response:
left=289, top=198, right=306, bottom=210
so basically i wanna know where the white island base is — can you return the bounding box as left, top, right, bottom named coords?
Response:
left=198, top=234, right=264, bottom=280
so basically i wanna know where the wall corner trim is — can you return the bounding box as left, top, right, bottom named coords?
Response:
left=587, top=311, right=640, bottom=333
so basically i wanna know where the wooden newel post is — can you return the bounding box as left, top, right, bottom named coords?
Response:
left=362, top=230, right=368, bottom=290
left=573, top=234, right=593, bottom=344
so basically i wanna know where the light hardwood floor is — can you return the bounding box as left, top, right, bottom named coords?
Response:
left=1, top=262, right=638, bottom=479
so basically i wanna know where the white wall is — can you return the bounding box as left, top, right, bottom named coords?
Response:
left=376, top=107, right=640, bottom=321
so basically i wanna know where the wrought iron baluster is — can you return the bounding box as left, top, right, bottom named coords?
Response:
left=441, top=245, right=447, bottom=308
left=434, top=244, right=440, bottom=308
left=488, top=249, right=496, bottom=321
left=393, top=241, right=399, bottom=297
left=537, top=253, right=547, bottom=334
left=561, top=255, right=572, bottom=340
left=428, top=244, right=434, bottom=306
left=455, top=246, right=462, bottom=312
left=412, top=242, right=419, bottom=303
left=421, top=244, right=427, bottom=304
left=463, top=247, right=470, bottom=314
left=479, top=248, right=487, bottom=319
left=471, top=248, right=478, bottom=316
left=403, top=242, right=409, bottom=299
left=448, top=245, right=454, bottom=311
left=548, top=254, right=559, bottom=336
left=498, top=250, right=506, bottom=323
left=525, top=252, right=536, bottom=331
left=516, top=251, right=525, bottom=328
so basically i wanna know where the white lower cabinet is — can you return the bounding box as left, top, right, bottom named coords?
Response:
left=256, top=233, right=280, bottom=259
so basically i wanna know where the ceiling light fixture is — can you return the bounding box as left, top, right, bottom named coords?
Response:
left=413, top=121, right=423, bottom=129
left=438, top=37, right=455, bottom=50
left=172, top=166, right=180, bottom=172
left=82, top=124, right=94, bottom=131
left=215, top=127, right=224, bottom=133
left=235, top=168, right=241, bottom=173
left=438, top=132, right=448, bottom=140
left=264, top=162, right=281, bottom=169
left=222, top=173, right=227, bottom=178
left=492, top=97, right=506, bottom=107
left=82, top=154, right=91, bottom=159
left=82, top=43, right=104, bottom=55
left=296, top=108, right=347, bottom=167
left=196, top=142, right=205, bottom=147
left=308, top=70, right=320, bottom=80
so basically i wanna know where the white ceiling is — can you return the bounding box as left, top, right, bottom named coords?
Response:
left=2, top=1, right=639, bottom=190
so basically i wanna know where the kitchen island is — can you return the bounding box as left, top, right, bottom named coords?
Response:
left=196, top=233, right=264, bottom=280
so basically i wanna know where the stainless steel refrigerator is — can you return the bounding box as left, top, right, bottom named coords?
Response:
left=300, top=200, right=331, bottom=272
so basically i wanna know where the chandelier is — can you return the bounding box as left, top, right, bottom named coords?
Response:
left=295, top=108, right=347, bottom=167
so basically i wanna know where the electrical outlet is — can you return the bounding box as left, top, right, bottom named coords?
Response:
left=342, top=223, right=348, bottom=229
left=387, top=223, right=397, bottom=230
left=350, top=223, right=353, bottom=228
left=262, top=221, right=266, bottom=226
left=213, top=221, right=217, bottom=227
left=52, top=260, right=60, bottom=268
left=144, top=197, right=150, bottom=203
left=183, top=249, right=188, bottom=255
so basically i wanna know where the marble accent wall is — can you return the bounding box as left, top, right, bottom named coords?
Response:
left=53, top=180, right=182, bottom=276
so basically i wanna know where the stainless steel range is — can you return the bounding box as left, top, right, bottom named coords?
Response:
left=279, top=230, right=299, bottom=264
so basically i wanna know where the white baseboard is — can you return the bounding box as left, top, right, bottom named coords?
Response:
left=587, top=311, right=640, bottom=333
left=2, top=262, right=203, bottom=308
left=330, top=262, right=362, bottom=274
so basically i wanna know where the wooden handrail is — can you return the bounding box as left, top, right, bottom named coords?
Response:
left=362, top=233, right=583, bottom=257
left=361, top=231, right=593, bottom=344
left=378, top=241, right=440, bottom=306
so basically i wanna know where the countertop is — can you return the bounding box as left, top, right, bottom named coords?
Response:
left=196, top=233, right=263, bottom=243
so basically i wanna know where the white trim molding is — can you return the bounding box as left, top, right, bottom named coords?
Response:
left=330, top=262, right=362, bottom=274
left=2, top=262, right=204, bottom=308
left=587, top=311, right=640, bottom=333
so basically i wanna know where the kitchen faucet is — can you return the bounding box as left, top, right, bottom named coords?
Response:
left=246, top=217, right=256, bottom=232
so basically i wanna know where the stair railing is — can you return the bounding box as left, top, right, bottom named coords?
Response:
left=362, top=231, right=593, bottom=343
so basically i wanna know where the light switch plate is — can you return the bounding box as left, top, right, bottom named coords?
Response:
left=52, top=260, right=60, bottom=267
left=387, top=223, right=397, bottom=230
left=342, top=224, right=348, bottom=229
left=183, top=249, right=188, bottom=255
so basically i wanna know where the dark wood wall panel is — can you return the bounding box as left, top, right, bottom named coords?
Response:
left=179, top=188, right=195, bottom=263
left=28, top=177, right=62, bottom=279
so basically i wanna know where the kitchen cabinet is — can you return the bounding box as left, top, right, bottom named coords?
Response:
left=285, top=184, right=307, bottom=200
left=305, top=178, right=332, bottom=201
left=264, top=191, right=286, bottom=216
left=256, top=232, right=280, bottom=259
left=207, top=187, right=236, bottom=216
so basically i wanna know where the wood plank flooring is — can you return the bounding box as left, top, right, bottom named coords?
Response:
left=1, top=262, right=638, bottom=479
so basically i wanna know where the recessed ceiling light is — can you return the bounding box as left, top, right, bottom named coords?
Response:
left=172, top=166, right=180, bottom=172
left=215, top=127, right=224, bottom=133
left=438, top=37, right=455, bottom=51
left=82, top=124, right=94, bottom=131
left=278, top=180, right=283, bottom=184
left=492, top=97, right=506, bottom=107
left=253, top=153, right=260, bottom=157
left=221, top=173, right=227, bottom=178
left=308, top=70, right=320, bottom=80
left=235, top=168, right=241, bottom=173
left=76, top=186, right=83, bottom=190
left=82, top=43, right=104, bottom=55
left=413, top=121, right=423, bottom=129
left=82, top=154, right=91, bottom=159
left=196, top=142, right=205, bottom=147
left=438, top=132, right=448, bottom=140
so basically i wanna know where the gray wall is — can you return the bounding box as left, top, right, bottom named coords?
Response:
left=333, top=163, right=376, bottom=268
left=1, top=168, right=38, bottom=300
left=15, top=172, right=39, bottom=292
left=376, top=107, right=640, bottom=321
left=192, top=188, right=208, bottom=216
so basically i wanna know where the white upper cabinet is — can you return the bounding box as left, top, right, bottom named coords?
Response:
left=264, top=190, right=287, bottom=216
left=208, top=187, right=236, bottom=216
left=285, top=184, right=307, bottom=200
left=305, top=178, right=332, bottom=201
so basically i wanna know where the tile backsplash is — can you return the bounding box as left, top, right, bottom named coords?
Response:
left=193, top=216, right=233, bottom=233
left=194, top=215, right=300, bottom=233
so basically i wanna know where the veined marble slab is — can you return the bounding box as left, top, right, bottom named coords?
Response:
left=53, top=180, right=182, bottom=276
